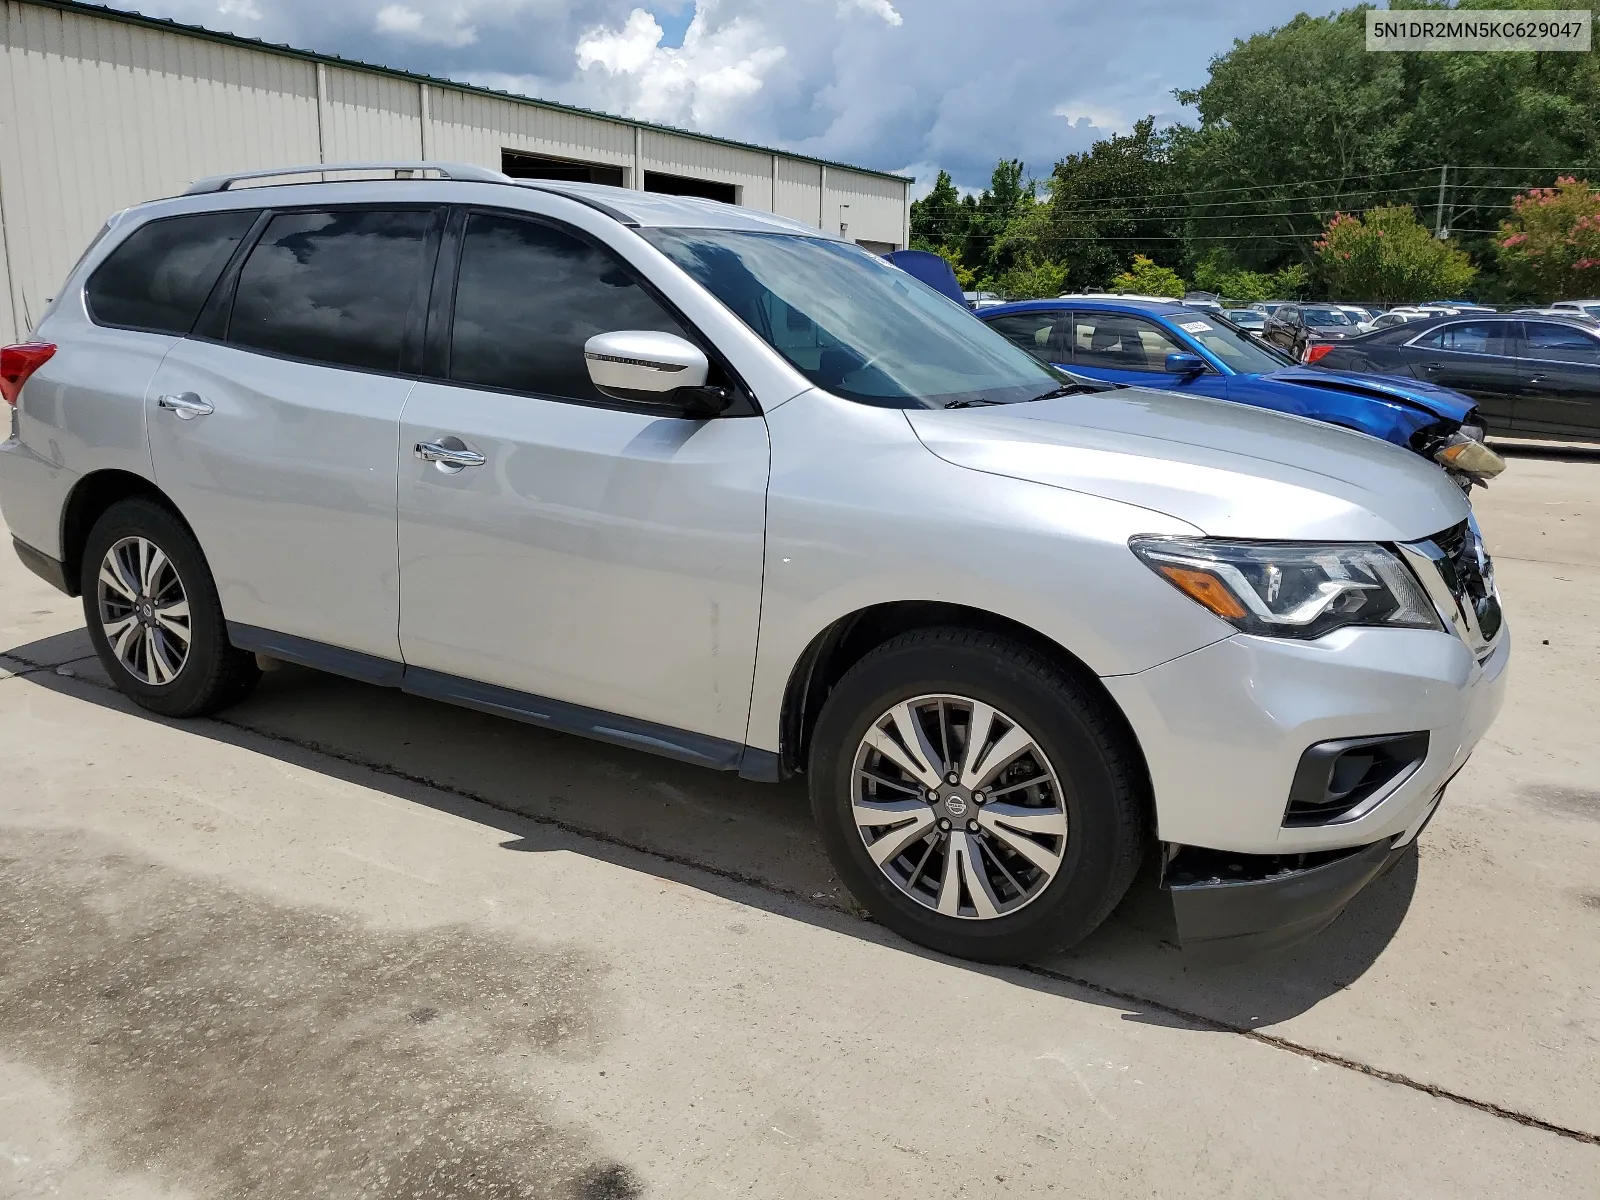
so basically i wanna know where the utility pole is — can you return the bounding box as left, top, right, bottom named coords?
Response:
left=1435, top=165, right=1450, bottom=239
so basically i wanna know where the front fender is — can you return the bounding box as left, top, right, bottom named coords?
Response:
left=743, top=391, right=1228, bottom=753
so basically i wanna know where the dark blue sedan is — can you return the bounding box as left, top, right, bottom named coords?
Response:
left=980, top=298, right=1503, bottom=485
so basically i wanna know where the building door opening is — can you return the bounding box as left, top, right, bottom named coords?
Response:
left=644, top=171, right=737, bottom=204
left=502, top=150, right=625, bottom=187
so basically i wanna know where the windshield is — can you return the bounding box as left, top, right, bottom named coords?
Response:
left=1181, top=315, right=1298, bottom=372
left=641, top=229, right=1062, bottom=407
left=1302, top=307, right=1353, bottom=326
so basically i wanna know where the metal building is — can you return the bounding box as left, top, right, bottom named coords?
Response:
left=0, top=0, right=912, bottom=342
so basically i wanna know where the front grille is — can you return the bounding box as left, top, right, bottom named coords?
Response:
left=1430, top=519, right=1503, bottom=644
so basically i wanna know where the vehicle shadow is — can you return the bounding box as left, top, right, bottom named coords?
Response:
left=4, top=627, right=1417, bottom=1035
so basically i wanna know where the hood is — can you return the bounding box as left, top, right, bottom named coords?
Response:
left=905, top=387, right=1469, bottom=542
left=1265, top=367, right=1476, bottom=423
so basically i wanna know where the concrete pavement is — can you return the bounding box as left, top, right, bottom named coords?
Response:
left=1, top=452, right=1596, bottom=1198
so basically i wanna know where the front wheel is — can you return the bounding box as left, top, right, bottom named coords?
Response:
left=809, top=627, right=1148, bottom=964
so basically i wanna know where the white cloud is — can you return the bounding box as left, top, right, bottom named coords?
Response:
left=843, top=0, right=902, bottom=26
left=125, top=0, right=1347, bottom=190
left=576, top=5, right=787, bottom=128
left=374, top=4, right=478, bottom=48
left=1052, top=106, right=1131, bottom=135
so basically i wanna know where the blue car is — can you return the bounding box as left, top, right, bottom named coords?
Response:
left=980, top=298, right=1504, bottom=487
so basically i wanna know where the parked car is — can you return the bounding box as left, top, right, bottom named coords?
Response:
left=1181, top=291, right=1224, bottom=313
left=980, top=297, right=1503, bottom=487
left=962, top=290, right=1003, bottom=310
left=1511, top=307, right=1600, bottom=326
left=1336, top=305, right=1377, bottom=332
left=1546, top=299, right=1600, bottom=321
left=1262, top=303, right=1361, bottom=359
left=1223, top=308, right=1267, bottom=331
left=1312, top=312, right=1600, bottom=440
left=1249, top=301, right=1290, bottom=316
left=1373, top=308, right=1431, bottom=329
left=0, top=163, right=1508, bottom=963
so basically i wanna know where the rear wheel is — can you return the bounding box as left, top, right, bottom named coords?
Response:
left=809, top=627, right=1147, bottom=964
left=80, top=498, right=259, bottom=717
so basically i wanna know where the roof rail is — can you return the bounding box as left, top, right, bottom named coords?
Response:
left=184, top=162, right=511, bottom=195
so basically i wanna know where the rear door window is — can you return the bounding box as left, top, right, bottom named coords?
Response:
left=227, top=209, right=435, bottom=373
left=85, top=211, right=256, bottom=334
left=1522, top=322, right=1600, bottom=364
left=447, top=211, right=693, bottom=403
left=985, top=312, right=1064, bottom=364
left=1414, top=322, right=1510, bottom=356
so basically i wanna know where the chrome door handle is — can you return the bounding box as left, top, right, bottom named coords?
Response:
left=414, top=440, right=486, bottom=468
left=157, top=392, right=214, bottom=420
left=1526, top=375, right=1545, bottom=386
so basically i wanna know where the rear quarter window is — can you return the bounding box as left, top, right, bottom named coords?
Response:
left=85, top=211, right=256, bottom=334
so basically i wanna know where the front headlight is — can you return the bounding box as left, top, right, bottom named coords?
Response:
left=1129, top=537, right=1443, bottom=639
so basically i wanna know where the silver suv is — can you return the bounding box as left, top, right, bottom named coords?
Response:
left=0, top=164, right=1508, bottom=962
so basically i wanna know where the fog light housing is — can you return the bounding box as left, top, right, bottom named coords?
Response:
left=1284, top=732, right=1430, bottom=826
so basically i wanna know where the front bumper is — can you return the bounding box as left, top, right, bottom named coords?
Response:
left=1160, top=782, right=1446, bottom=958
left=1103, top=625, right=1508, bottom=855
left=1104, top=622, right=1506, bottom=955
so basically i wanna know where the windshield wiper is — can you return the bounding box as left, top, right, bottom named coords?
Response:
left=942, top=398, right=1002, bottom=409
left=1028, top=382, right=1110, bottom=401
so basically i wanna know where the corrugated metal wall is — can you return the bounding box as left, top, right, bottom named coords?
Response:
left=0, top=1, right=320, bottom=334
left=0, top=0, right=908, bottom=342
left=773, top=157, right=823, bottom=228
left=425, top=86, right=636, bottom=176
left=827, top=168, right=908, bottom=249
left=322, top=65, right=421, bottom=162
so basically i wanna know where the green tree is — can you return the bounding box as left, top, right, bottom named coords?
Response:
left=1041, top=118, right=1185, bottom=289
left=909, top=170, right=966, bottom=253
left=1191, top=252, right=1311, bottom=302
left=1315, top=205, right=1476, bottom=301
left=1109, top=255, right=1187, bottom=296
left=1172, top=0, right=1600, bottom=286
left=1495, top=177, right=1600, bottom=300
left=994, top=257, right=1068, bottom=299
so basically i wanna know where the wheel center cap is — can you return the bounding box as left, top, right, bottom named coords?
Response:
left=942, top=790, right=970, bottom=818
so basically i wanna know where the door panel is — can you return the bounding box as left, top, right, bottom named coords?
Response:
left=145, top=340, right=414, bottom=659
left=1396, top=321, right=1520, bottom=428
left=397, top=385, right=769, bottom=742
left=1514, top=321, right=1600, bottom=437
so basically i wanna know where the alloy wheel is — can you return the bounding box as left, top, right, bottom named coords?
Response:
left=96, top=535, right=192, bottom=685
left=851, top=694, right=1068, bottom=920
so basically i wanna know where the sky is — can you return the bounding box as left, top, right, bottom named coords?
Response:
left=124, top=0, right=1346, bottom=194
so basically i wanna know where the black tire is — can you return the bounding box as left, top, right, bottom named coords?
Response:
left=80, top=497, right=259, bottom=717
left=809, top=627, right=1147, bottom=965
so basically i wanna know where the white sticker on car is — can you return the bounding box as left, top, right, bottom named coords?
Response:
left=1179, top=320, right=1213, bottom=333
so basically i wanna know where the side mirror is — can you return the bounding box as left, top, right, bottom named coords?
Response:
left=583, top=330, right=731, bottom=417
left=1165, top=351, right=1206, bottom=375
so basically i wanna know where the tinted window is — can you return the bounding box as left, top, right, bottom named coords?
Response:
left=1072, top=313, right=1184, bottom=370
left=228, top=209, right=433, bottom=372
left=1301, top=307, right=1353, bottom=326
left=1524, top=322, right=1600, bottom=363
left=985, top=312, right=1062, bottom=363
left=450, top=213, right=691, bottom=402
left=86, top=211, right=255, bottom=334
left=1417, top=322, right=1506, bottom=355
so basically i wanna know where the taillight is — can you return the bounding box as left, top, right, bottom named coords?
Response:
left=1303, top=343, right=1335, bottom=365
left=1, top=343, right=56, bottom=406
